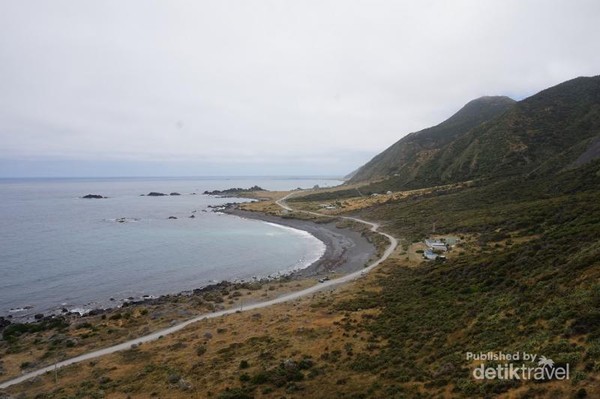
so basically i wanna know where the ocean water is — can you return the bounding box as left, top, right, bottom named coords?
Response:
left=0, top=177, right=339, bottom=319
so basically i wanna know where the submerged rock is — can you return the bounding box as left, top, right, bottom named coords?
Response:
left=114, top=217, right=140, bottom=223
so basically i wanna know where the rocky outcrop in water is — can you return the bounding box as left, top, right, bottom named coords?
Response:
left=147, top=192, right=167, bottom=196
left=203, top=186, right=266, bottom=196
left=115, top=217, right=140, bottom=223
left=82, top=194, right=105, bottom=199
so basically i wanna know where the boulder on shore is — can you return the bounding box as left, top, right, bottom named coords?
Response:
left=82, top=194, right=105, bottom=199
left=0, top=316, right=11, bottom=332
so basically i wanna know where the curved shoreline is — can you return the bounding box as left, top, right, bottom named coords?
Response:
left=225, top=208, right=377, bottom=276
left=2, top=208, right=347, bottom=321
left=0, top=192, right=397, bottom=390
left=246, top=219, right=327, bottom=274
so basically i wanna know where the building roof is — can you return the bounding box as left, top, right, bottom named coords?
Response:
left=425, top=239, right=446, bottom=246
left=424, top=249, right=438, bottom=260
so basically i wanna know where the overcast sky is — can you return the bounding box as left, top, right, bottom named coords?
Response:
left=1, top=0, right=600, bottom=177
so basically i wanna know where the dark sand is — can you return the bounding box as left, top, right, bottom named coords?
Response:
left=225, top=208, right=377, bottom=277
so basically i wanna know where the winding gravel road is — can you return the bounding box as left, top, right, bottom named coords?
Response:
left=0, top=191, right=397, bottom=390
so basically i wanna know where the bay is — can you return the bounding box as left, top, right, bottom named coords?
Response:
left=0, top=177, right=338, bottom=319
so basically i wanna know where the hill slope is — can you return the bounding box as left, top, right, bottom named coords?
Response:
left=350, top=96, right=516, bottom=183
left=350, top=76, right=600, bottom=189
left=426, top=75, right=600, bottom=184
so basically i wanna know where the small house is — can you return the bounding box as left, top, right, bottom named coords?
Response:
left=424, top=249, right=438, bottom=260
left=425, top=239, right=448, bottom=252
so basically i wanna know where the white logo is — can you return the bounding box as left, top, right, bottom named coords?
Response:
left=466, top=352, right=569, bottom=381
left=537, top=356, right=554, bottom=368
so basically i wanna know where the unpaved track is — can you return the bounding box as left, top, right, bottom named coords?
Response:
left=0, top=190, right=397, bottom=390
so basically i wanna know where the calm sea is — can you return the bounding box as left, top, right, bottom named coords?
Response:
left=0, top=177, right=339, bottom=319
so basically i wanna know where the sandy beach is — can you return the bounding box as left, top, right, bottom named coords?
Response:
left=225, top=208, right=377, bottom=276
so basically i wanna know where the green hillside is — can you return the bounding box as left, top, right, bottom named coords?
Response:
left=426, top=76, right=600, bottom=184
left=330, top=153, right=600, bottom=397
left=349, top=96, right=516, bottom=183
left=349, top=76, right=600, bottom=191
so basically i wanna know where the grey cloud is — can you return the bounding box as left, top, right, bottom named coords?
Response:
left=1, top=0, right=599, bottom=176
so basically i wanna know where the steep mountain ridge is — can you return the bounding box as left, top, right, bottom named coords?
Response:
left=349, top=75, right=600, bottom=189
left=427, top=75, right=600, bottom=183
left=349, top=96, right=516, bottom=182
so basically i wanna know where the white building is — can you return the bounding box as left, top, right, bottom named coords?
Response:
left=425, top=239, right=448, bottom=252
left=424, top=249, right=438, bottom=260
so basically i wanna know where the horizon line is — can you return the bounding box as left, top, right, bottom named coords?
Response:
left=0, top=175, right=345, bottom=180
